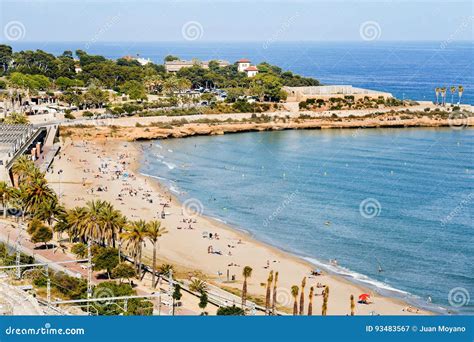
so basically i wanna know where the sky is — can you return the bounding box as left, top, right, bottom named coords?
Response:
left=0, top=0, right=473, bottom=43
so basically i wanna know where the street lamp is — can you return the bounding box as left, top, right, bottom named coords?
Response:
left=58, top=169, right=63, bottom=203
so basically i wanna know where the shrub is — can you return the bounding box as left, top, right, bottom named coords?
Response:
left=217, top=305, right=245, bottom=316
left=64, top=112, right=76, bottom=120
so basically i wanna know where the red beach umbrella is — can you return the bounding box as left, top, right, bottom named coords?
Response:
left=359, top=293, right=371, bottom=301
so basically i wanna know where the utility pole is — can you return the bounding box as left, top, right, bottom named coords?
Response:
left=87, top=239, right=92, bottom=315
left=2, top=193, right=6, bottom=218
left=57, top=169, right=63, bottom=203
left=15, top=228, right=22, bottom=279
left=157, top=277, right=162, bottom=316
left=168, top=269, right=174, bottom=316
left=250, top=302, right=256, bottom=316
left=46, top=265, right=51, bottom=307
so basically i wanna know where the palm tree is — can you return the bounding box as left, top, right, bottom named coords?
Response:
left=0, top=181, right=12, bottom=217
left=66, top=206, right=87, bottom=242
left=322, top=286, right=329, bottom=316
left=11, top=155, right=34, bottom=186
left=458, top=85, right=464, bottom=104
left=189, top=279, right=207, bottom=294
left=241, top=266, right=253, bottom=308
left=265, top=271, right=273, bottom=315
left=22, top=176, right=57, bottom=215
left=435, top=87, right=440, bottom=105
left=158, top=263, right=174, bottom=277
left=441, top=87, right=447, bottom=106
left=34, top=196, right=64, bottom=227
left=145, top=220, right=168, bottom=288
left=291, top=285, right=299, bottom=315
left=121, top=220, right=148, bottom=275
left=271, top=271, right=278, bottom=315
left=77, top=200, right=106, bottom=243
left=299, top=277, right=306, bottom=315
left=350, top=294, right=355, bottom=316
left=308, top=286, right=314, bottom=316
left=450, top=86, right=456, bottom=105
left=100, top=202, right=126, bottom=248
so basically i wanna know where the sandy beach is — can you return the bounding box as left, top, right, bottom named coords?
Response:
left=43, top=133, right=434, bottom=316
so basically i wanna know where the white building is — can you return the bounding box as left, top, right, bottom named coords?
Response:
left=236, top=59, right=251, bottom=72
left=121, top=55, right=152, bottom=66
left=236, top=59, right=259, bottom=77
left=136, top=57, right=151, bottom=66
left=245, top=66, right=259, bottom=77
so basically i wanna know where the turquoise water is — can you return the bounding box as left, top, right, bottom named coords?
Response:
left=139, top=128, right=474, bottom=314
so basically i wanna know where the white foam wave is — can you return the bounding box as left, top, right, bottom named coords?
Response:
left=140, top=172, right=168, bottom=181
left=162, top=161, right=176, bottom=170
left=169, top=185, right=180, bottom=194
left=303, top=257, right=409, bottom=295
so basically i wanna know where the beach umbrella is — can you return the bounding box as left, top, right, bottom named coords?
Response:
left=359, top=294, right=370, bottom=301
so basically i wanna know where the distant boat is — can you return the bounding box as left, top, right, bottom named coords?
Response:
left=324, top=221, right=331, bottom=226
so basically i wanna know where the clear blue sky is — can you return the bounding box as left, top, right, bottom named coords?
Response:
left=0, top=0, right=473, bottom=42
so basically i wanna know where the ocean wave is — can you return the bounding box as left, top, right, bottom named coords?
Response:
left=162, top=161, right=176, bottom=170
left=302, top=256, right=409, bottom=296
left=140, top=172, right=168, bottom=181
left=169, top=185, right=180, bottom=194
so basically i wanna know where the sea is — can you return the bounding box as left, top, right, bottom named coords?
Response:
left=9, top=41, right=474, bottom=104
left=139, top=128, right=474, bottom=315
left=11, top=41, right=474, bottom=313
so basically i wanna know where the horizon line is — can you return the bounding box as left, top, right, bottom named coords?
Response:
left=5, top=39, right=474, bottom=44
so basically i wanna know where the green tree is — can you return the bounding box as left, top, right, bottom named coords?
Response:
left=217, top=305, right=245, bottom=316
left=30, top=224, right=53, bottom=248
left=92, top=247, right=119, bottom=279
left=164, top=55, right=180, bottom=62
left=112, top=263, right=136, bottom=284
left=172, top=284, right=182, bottom=316
left=199, top=291, right=208, bottom=315
left=120, top=80, right=147, bottom=100
left=0, top=44, right=13, bottom=74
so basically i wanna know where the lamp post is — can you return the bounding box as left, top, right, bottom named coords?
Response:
left=57, top=169, right=63, bottom=203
